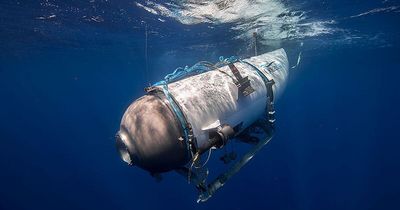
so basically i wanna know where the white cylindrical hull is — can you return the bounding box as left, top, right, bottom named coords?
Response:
left=164, top=49, right=289, bottom=149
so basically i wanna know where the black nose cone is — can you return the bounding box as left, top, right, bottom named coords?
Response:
left=116, top=95, right=190, bottom=173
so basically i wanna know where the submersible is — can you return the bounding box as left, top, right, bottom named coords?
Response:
left=116, top=49, right=289, bottom=202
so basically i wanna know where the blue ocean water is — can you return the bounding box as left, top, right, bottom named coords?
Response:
left=0, top=0, right=399, bottom=210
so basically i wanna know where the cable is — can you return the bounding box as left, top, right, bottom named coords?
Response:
left=187, top=149, right=213, bottom=183
left=194, top=148, right=213, bottom=169
left=145, top=24, right=150, bottom=85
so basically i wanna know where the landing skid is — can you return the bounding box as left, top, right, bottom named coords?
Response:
left=176, top=119, right=274, bottom=203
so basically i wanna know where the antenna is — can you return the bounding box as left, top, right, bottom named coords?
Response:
left=145, top=24, right=150, bottom=86
left=253, top=29, right=258, bottom=56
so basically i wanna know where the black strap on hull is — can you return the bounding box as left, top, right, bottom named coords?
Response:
left=240, top=60, right=276, bottom=124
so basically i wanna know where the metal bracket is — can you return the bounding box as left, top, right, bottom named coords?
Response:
left=175, top=119, right=274, bottom=203
left=196, top=120, right=274, bottom=202
left=228, top=63, right=255, bottom=97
